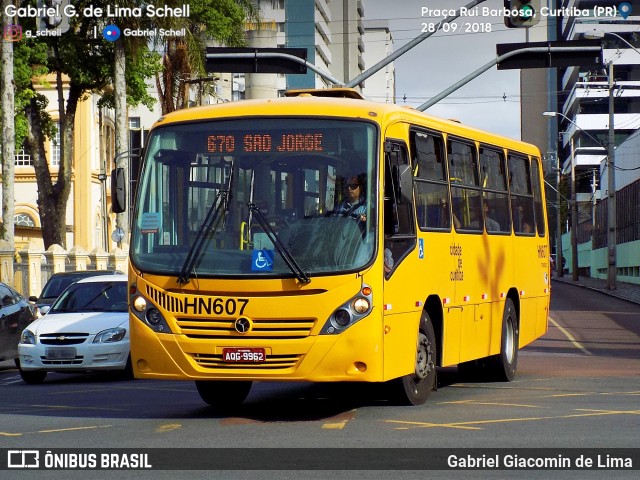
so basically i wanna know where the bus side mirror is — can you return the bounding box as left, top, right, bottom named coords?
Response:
left=111, top=168, right=126, bottom=213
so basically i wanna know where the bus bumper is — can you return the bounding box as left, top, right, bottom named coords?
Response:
left=130, top=310, right=384, bottom=383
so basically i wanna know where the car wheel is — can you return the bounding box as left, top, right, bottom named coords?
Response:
left=19, top=368, right=47, bottom=385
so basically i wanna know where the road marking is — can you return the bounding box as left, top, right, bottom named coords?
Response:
left=38, top=425, right=114, bottom=434
left=386, top=408, right=640, bottom=431
left=322, top=410, right=356, bottom=430
left=441, top=400, right=543, bottom=408
left=0, top=432, right=22, bottom=437
left=156, top=423, right=182, bottom=433
left=549, top=316, right=592, bottom=356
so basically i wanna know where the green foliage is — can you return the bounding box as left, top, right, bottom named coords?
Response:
left=11, top=30, right=50, bottom=148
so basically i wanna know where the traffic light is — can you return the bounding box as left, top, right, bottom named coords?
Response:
left=504, top=1, right=541, bottom=28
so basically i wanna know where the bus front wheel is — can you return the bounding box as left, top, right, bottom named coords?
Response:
left=195, top=380, right=252, bottom=408
left=390, top=313, right=437, bottom=405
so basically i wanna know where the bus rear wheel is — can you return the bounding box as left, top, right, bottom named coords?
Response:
left=195, top=380, right=252, bottom=408
left=390, top=313, right=437, bottom=405
left=489, top=297, right=519, bottom=381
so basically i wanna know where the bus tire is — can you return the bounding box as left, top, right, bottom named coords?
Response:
left=490, top=297, right=519, bottom=382
left=390, top=313, right=437, bottom=405
left=195, top=380, right=252, bottom=408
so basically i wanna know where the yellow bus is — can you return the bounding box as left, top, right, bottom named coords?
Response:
left=117, top=88, right=550, bottom=407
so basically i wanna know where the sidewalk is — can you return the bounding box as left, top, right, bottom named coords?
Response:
left=552, top=275, right=640, bottom=305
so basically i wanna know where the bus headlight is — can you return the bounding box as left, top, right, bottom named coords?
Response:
left=320, top=284, right=373, bottom=335
left=334, top=309, right=351, bottom=327
left=130, top=292, right=173, bottom=334
left=133, top=296, right=147, bottom=312
left=147, top=308, right=162, bottom=325
left=352, top=297, right=370, bottom=314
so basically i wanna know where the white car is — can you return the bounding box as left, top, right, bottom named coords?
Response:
left=18, top=274, right=131, bottom=384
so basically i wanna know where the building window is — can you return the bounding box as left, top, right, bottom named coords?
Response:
left=50, top=123, right=61, bottom=167
left=14, top=148, right=32, bottom=166
left=128, top=117, right=141, bottom=129
left=14, top=213, right=36, bottom=227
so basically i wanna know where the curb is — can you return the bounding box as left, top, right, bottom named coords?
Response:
left=551, top=277, right=640, bottom=306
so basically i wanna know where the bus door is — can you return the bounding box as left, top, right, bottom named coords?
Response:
left=381, top=139, right=420, bottom=380
left=448, top=139, right=491, bottom=363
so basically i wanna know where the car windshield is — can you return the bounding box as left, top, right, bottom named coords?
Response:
left=131, top=117, right=378, bottom=280
left=49, top=282, right=128, bottom=313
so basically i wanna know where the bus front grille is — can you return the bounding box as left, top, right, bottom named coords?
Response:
left=176, top=317, right=316, bottom=339
left=190, top=353, right=301, bottom=370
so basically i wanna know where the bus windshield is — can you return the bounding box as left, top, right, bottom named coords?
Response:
left=131, top=117, right=378, bottom=280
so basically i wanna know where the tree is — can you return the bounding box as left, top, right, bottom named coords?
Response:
left=13, top=0, right=258, bottom=250
left=1, top=0, right=16, bottom=249
left=16, top=1, right=156, bottom=250
left=155, top=0, right=260, bottom=114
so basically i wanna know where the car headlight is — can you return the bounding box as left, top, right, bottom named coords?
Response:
left=20, top=329, right=36, bottom=345
left=93, top=327, right=127, bottom=343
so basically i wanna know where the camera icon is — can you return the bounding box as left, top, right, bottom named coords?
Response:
left=3, top=24, right=23, bottom=42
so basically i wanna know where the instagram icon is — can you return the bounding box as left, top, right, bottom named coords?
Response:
left=3, top=24, right=22, bottom=42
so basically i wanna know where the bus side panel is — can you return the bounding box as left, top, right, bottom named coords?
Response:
left=381, top=258, right=425, bottom=381
left=537, top=296, right=550, bottom=339
left=514, top=236, right=545, bottom=348
left=382, top=311, right=421, bottom=381
left=442, top=307, right=461, bottom=366
left=456, top=233, right=512, bottom=363
left=519, top=298, right=539, bottom=348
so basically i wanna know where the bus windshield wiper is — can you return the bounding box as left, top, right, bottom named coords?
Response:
left=248, top=203, right=311, bottom=284
left=177, top=189, right=230, bottom=284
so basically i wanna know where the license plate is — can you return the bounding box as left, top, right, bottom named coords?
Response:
left=222, top=348, right=265, bottom=363
left=45, top=347, right=76, bottom=360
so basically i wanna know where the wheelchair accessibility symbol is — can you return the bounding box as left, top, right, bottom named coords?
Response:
left=252, top=249, right=274, bottom=272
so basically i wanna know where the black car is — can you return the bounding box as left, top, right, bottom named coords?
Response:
left=29, top=270, right=121, bottom=315
left=0, top=282, right=37, bottom=362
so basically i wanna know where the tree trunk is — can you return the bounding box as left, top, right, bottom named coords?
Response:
left=26, top=96, right=63, bottom=248
left=1, top=2, right=15, bottom=248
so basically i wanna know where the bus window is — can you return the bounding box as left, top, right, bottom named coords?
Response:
left=449, top=140, right=482, bottom=232
left=410, top=130, right=451, bottom=230
left=384, top=140, right=416, bottom=275
left=508, top=154, right=535, bottom=235
left=479, top=146, right=511, bottom=234
left=530, top=157, right=546, bottom=236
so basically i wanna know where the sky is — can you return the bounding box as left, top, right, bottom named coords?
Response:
left=364, top=0, right=531, bottom=140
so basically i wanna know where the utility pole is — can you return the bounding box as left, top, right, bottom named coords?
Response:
left=607, top=61, right=616, bottom=290
left=114, top=41, right=128, bottom=246
left=556, top=153, right=564, bottom=277
left=570, top=137, right=578, bottom=281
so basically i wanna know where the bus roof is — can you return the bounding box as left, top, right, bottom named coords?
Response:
left=152, top=89, right=540, bottom=156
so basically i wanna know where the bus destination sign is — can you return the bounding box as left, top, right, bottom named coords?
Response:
left=207, top=133, right=324, bottom=154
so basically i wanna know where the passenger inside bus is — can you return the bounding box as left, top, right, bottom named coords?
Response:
left=514, top=203, right=533, bottom=234
left=483, top=201, right=501, bottom=232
